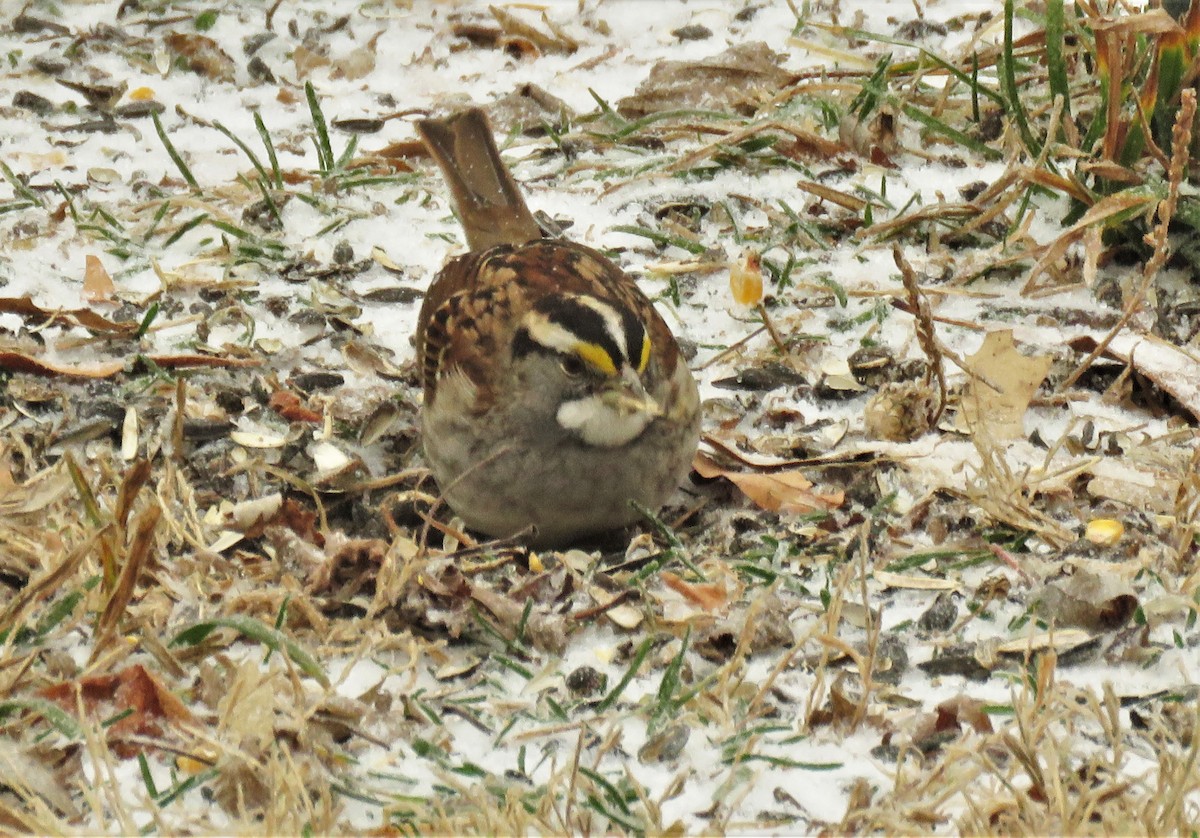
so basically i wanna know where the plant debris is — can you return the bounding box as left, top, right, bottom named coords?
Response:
left=0, top=0, right=1198, bottom=834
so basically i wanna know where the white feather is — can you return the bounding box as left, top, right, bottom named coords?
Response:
left=557, top=396, right=654, bottom=447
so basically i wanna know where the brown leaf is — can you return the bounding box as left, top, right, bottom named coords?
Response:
left=488, top=6, right=578, bottom=54
left=838, top=107, right=899, bottom=164
left=0, top=740, right=80, bottom=818
left=0, top=352, right=125, bottom=378
left=617, top=42, right=791, bottom=118
left=959, top=330, right=1053, bottom=439
left=83, top=255, right=116, bottom=303
left=0, top=294, right=136, bottom=334
left=368, top=139, right=427, bottom=160
left=935, top=695, right=994, bottom=735
left=910, top=695, right=994, bottom=754
left=1032, top=570, right=1138, bottom=632
left=693, top=451, right=843, bottom=514
left=149, top=353, right=261, bottom=370
left=808, top=672, right=860, bottom=729
left=165, top=33, right=236, bottom=83
left=0, top=351, right=259, bottom=379
left=269, top=390, right=323, bottom=423
left=331, top=46, right=376, bottom=80
left=305, top=534, right=388, bottom=596
left=293, top=44, right=331, bottom=77
left=660, top=570, right=729, bottom=611
left=40, top=665, right=196, bottom=758
left=471, top=584, right=569, bottom=655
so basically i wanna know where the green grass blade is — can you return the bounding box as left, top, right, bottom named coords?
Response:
left=596, top=636, right=654, bottom=712
left=1002, top=0, right=1042, bottom=156
left=152, top=110, right=200, bottom=192
left=610, top=224, right=707, bottom=254
left=254, top=111, right=283, bottom=188
left=1044, top=0, right=1070, bottom=125
left=170, top=615, right=329, bottom=686
left=305, top=81, right=335, bottom=174
left=211, top=119, right=271, bottom=185
left=899, top=103, right=1003, bottom=160
left=0, top=698, right=83, bottom=739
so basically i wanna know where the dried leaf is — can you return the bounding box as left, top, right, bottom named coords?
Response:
left=0, top=352, right=125, bottom=378
left=693, top=451, right=843, bottom=514
left=40, top=665, right=197, bottom=758
left=839, top=106, right=899, bottom=164
left=165, top=32, right=236, bottom=83
left=995, top=628, right=1094, bottom=654
left=0, top=350, right=259, bottom=379
left=83, top=255, right=116, bottom=303
left=488, top=5, right=578, bottom=54
left=959, top=330, right=1053, bottom=439
left=660, top=570, right=729, bottom=611
left=1033, top=570, right=1138, bottom=632
left=0, top=295, right=135, bottom=334
left=0, top=739, right=80, bottom=816
left=874, top=570, right=959, bottom=591
left=331, top=46, right=376, bottom=80
left=269, top=390, right=323, bottom=423
left=617, top=42, right=790, bottom=118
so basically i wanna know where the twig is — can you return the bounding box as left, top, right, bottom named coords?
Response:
left=696, top=323, right=768, bottom=370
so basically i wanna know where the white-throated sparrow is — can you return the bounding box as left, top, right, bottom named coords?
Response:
left=415, top=108, right=700, bottom=546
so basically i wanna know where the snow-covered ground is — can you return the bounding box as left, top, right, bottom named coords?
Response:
left=1, top=0, right=1197, bottom=833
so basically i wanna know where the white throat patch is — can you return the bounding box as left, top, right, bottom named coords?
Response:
left=557, top=395, right=654, bottom=447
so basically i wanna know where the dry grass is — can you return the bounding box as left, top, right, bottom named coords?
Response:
left=2, top=0, right=1200, bottom=834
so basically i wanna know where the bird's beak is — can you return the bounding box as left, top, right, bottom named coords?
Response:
left=603, top=367, right=661, bottom=417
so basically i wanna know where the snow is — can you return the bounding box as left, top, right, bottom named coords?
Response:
left=2, top=0, right=1198, bottom=832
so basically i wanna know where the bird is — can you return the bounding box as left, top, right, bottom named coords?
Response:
left=413, top=107, right=700, bottom=547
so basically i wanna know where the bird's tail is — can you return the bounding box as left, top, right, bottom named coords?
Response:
left=416, top=108, right=542, bottom=252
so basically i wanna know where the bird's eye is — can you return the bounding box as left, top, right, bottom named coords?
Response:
left=560, top=356, right=586, bottom=377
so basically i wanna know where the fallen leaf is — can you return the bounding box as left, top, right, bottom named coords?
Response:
left=874, top=570, right=959, bottom=591
left=269, top=390, right=323, bottom=423
left=40, top=665, right=196, bottom=759
left=0, top=740, right=80, bottom=817
left=293, top=44, right=331, bottom=76
left=959, top=330, right=1053, bottom=439
left=618, top=42, right=791, bottom=118
left=661, top=570, right=729, bottom=611
left=912, top=695, right=994, bottom=752
left=0, top=352, right=124, bottom=378
left=0, top=351, right=260, bottom=379
left=995, top=628, right=1094, bottom=654
left=694, top=451, right=843, bottom=514
left=489, top=6, right=578, bottom=54
left=1032, top=570, right=1138, bottom=632
left=0, top=295, right=136, bottom=334
left=331, top=46, right=376, bottom=80
left=165, top=32, right=236, bottom=82
left=839, top=106, right=899, bottom=165
left=83, top=255, right=116, bottom=303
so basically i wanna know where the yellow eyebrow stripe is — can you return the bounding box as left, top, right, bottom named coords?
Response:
left=638, top=335, right=651, bottom=373
left=575, top=342, right=618, bottom=377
